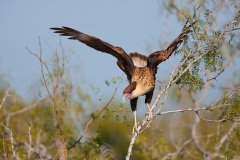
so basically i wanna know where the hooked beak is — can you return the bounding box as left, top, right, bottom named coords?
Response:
left=123, top=93, right=132, bottom=102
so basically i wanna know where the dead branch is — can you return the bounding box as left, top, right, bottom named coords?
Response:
left=1, top=123, right=19, bottom=159
left=161, top=138, right=192, bottom=160
left=0, top=88, right=9, bottom=110
left=27, top=37, right=67, bottom=159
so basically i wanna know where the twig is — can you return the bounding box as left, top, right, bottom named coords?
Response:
left=8, top=99, right=43, bottom=117
left=205, top=69, right=225, bottom=83
left=170, top=0, right=189, bottom=19
left=5, top=99, right=44, bottom=128
left=0, top=87, right=9, bottom=110
left=216, top=122, right=238, bottom=151
left=26, top=46, right=54, bottom=101
left=196, top=111, right=236, bottom=123
left=161, top=138, right=192, bottom=160
left=223, top=27, right=240, bottom=33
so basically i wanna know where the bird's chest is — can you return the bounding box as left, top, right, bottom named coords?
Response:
left=129, top=67, right=155, bottom=99
left=131, top=67, right=155, bottom=87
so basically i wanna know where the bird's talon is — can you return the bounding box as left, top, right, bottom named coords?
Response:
left=132, top=124, right=138, bottom=134
left=146, top=111, right=153, bottom=121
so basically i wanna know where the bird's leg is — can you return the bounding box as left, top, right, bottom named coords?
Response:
left=132, top=111, right=138, bottom=134
left=145, top=90, right=154, bottom=121
left=130, top=98, right=138, bottom=134
left=146, top=103, right=153, bottom=121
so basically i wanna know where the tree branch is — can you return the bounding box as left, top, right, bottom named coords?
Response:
left=1, top=123, right=19, bottom=159
left=191, top=115, right=210, bottom=159
left=0, top=87, right=9, bottom=110
left=216, top=121, right=239, bottom=151
left=27, top=38, right=68, bottom=159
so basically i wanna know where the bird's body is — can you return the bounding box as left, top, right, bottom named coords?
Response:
left=131, top=67, right=155, bottom=99
left=128, top=63, right=155, bottom=99
left=50, top=21, right=195, bottom=133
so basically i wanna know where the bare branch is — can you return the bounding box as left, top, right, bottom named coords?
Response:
left=4, top=99, right=44, bottom=129
left=223, top=27, right=240, bottom=34
left=170, top=0, right=189, bottom=19
left=191, top=115, right=210, bottom=159
left=28, top=123, right=32, bottom=159
left=8, top=99, right=44, bottom=117
left=205, top=69, right=225, bottom=83
left=55, top=139, right=66, bottom=160
left=26, top=46, right=54, bottom=101
left=0, top=87, right=9, bottom=110
left=161, top=138, right=192, bottom=160
left=216, top=122, right=239, bottom=151
left=1, top=123, right=19, bottom=159
left=27, top=38, right=68, bottom=159
left=196, top=111, right=237, bottom=123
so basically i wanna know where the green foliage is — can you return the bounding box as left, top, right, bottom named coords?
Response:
left=176, top=19, right=224, bottom=92
left=220, top=134, right=240, bottom=160
left=105, top=76, right=123, bottom=86
left=176, top=69, right=203, bottom=93
left=133, top=128, right=169, bottom=160
left=79, top=129, right=113, bottom=160
left=219, top=91, right=240, bottom=121
left=87, top=106, right=131, bottom=159
left=172, top=0, right=240, bottom=94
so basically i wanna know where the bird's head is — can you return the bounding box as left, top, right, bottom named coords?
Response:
left=123, top=92, right=132, bottom=102
left=122, top=81, right=137, bottom=102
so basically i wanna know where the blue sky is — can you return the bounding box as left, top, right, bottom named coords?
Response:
left=1, top=1, right=238, bottom=112
left=1, top=0, right=180, bottom=100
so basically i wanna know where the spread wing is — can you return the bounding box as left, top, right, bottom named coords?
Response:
left=50, top=26, right=134, bottom=78
left=165, top=20, right=196, bottom=54
left=147, top=20, right=197, bottom=70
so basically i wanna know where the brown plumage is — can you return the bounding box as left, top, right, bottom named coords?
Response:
left=50, top=21, right=196, bottom=132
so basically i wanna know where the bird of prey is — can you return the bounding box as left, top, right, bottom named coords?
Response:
left=50, top=21, right=194, bottom=133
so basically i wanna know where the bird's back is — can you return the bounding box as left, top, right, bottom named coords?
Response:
left=129, top=52, right=147, bottom=68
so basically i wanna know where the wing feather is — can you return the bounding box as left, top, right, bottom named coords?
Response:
left=147, top=20, right=197, bottom=69
left=50, top=26, right=134, bottom=75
